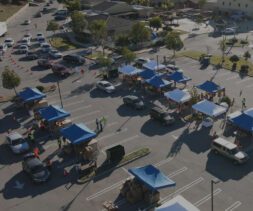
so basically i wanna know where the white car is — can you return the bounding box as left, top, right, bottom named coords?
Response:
left=4, top=38, right=14, bottom=47
left=18, top=45, right=29, bottom=54
left=41, top=43, right=51, bottom=52
left=24, top=33, right=32, bottom=41
left=202, top=117, right=214, bottom=128
left=36, top=33, right=44, bottom=41
left=135, top=57, right=150, bottom=66
left=222, top=28, right=236, bottom=35
left=49, top=49, right=62, bottom=59
left=6, top=132, right=30, bottom=154
left=0, top=43, right=8, bottom=52
left=20, top=37, right=31, bottom=46
left=24, top=19, right=31, bottom=25
left=96, top=81, right=115, bottom=93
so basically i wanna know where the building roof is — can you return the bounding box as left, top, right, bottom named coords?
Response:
left=81, top=0, right=105, bottom=6
left=92, top=1, right=118, bottom=11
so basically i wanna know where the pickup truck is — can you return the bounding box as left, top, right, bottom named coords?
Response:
left=0, top=22, right=7, bottom=37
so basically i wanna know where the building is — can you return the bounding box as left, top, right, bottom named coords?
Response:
left=92, top=0, right=134, bottom=15
left=80, top=0, right=105, bottom=9
left=217, top=0, right=253, bottom=16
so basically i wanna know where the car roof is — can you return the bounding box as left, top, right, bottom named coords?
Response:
left=213, top=137, right=237, bottom=150
left=7, top=132, right=23, bottom=140
left=99, top=80, right=110, bottom=84
left=125, top=95, right=138, bottom=100
left=20, top=45, right=28, bottom=48
left=151, top=106, right=165, bottom=113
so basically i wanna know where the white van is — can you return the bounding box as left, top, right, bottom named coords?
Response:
left=211, top=137, right=249, bottom=164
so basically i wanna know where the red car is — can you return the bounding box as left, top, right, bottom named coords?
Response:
left=51, top=64, right=74, bottom=77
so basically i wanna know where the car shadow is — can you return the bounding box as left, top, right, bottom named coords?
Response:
left=205, top=151, right=253, bottom=182
left=31, top=65, right=50, bottom=71
left=39, top=73, right=62, bottom=83
left=116, top=104, right=149, bottom=117
left=67, top=83, right=95, bottom=97
left=140, top=118, right=186, bottom=137
left=0, top=114, right=21, bottom=134
left=0, top=144, right=25, bottom=165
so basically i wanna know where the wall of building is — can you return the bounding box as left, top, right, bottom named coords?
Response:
left=217, top=0, right=253, bottom=16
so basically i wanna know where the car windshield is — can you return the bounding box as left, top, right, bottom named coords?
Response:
left=104, top=83, right=111, bottom=87
left=31, top=164, right=44, bottom=174
left=132, top=98, right=140, bottom=103
left=12, top=138, right=26, bottom=145
left=230, top=148, right=239, bottom=155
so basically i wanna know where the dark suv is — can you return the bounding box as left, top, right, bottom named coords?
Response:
left=51, top=64, right=74, bottom=77
left=149, top=107, right=175, bottom=125
left=63, top=54, right=85, bottom=65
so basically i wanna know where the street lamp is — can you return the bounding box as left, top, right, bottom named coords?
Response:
left=211, top=178, right=220, bottom=211
left=56, top=81, right=63, bottom=108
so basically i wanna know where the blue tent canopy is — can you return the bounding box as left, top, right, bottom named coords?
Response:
left=139, top=69, right=156, bottom=80
left=18, top=87, right=46, bottom=103
left=192, top=100, right=227, bottom=117
left=146, top=75, right=172, bottom=89
left=164, top=89, right=191, bottom=104
left=60, top=123, right=96, bottom=144
left=143, top=60, right=166, bottom=71
left=196, top=80, right=224, bottom=94
left=128, top=165, right=176, bottom=191
left=38, top=105, right=70, bottom=122
left=167, top=72, right=191, bottom=83
left=229, top=108, right=253, bottom=133
left=118, top=65, right=142, bottom=76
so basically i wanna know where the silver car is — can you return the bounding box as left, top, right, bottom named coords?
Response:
left=6, top=132, right=30, bottom=154
left=96, top=81, right=115, bottom=93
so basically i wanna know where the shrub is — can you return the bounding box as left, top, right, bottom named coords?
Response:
left=221, top=96, right=231, bottom=106
left=153, top=39, right=165, bottom=47
left=229, top=55, right=239, bottom=63
left=240, top=64, right=249, bottom=73
left=36, top=85, right=45, bottom=93
left=240, top=40, right=248, bottom=45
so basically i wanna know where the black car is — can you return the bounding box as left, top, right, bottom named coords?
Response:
left=22, top=153, right=50, bottom=183
left=149, top=107, right=175, bottom=125
left=52, top=64, right=74, bottom=77
left=25, top=52, right=38, bottom=60
left=54, top=15, right=67, bottom=21
left=37, top=59, right=52, bottom=68
left=63, top=54, right=85, bottom=65
left=123, top=95, right=144, bottom=110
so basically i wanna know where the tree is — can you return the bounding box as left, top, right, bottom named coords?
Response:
left=244, top=51, right=251, bottom=61
left=46, top=21, right=59, bottom=37
left=1, top=66, right=21, bottom=95
left=115, top=34, right=130, bottom=47
left=64, top=0, right=81, bottom=12
left=149, top=16, right=162, bottom=31
left=89, top=20, right=107, bottom=55
left=121, top=47, right=136, bottom=64
left=70, top=11, right=87, bottom=35
left=130, top=22, right=150, bottom=46
left=219, top=36, right=227, bottom=64
left=165, top=32, right=184, bottom=57
left=96, top=53, right=112, bottom=77
left=198, top=0, right=206, bottom=9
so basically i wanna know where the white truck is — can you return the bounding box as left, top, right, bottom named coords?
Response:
left=0, top=22, right=7, bottom=37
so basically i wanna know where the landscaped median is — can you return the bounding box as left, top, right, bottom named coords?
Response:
left=0, top=3, right=26, bottom=22
left=178, top=50, right=253, bottom=77
left=49, top=36, right=77, bottom=51
left=77, top=147, right=150, bottom=184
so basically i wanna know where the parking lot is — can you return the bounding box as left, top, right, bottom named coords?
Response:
left=1, top=2, right=253, bottom=211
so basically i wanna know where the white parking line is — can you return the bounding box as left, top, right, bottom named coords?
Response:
left=218, top=72, right=231, bottom=77
left=226, top=75, right=238, bottom=81
left=225, top=201, right=242, bottom=211
left=86, top=167, right=187, bottom=201
left=154, top=157, right=174, bottom=167
left=235, top=77, right=252, bottom=84
left=47, top=91, right=70, bottom=99
left=159, top=177, right=204, bottom=205
left=101, top=135, right=139, bottom=152
left=85, top=115, right=109, bottom=125
left=72, top=110, right=101, bottom=121
left=194, top=188, right=222, bottom=207
left=97, top=128, right=128, bottom=141
left=58, top=100, right=86, bottom=108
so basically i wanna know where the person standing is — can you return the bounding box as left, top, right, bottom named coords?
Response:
left=96, top=118, right=99, bottom=131
left=242, top=98, right=246, bottom=109
left=33, top=147, right=40, bottom=159
left=99, top=119, right=103, bottom=132
left=57, top=137, right=62, bottom=149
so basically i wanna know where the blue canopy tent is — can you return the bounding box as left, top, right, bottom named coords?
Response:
left=139, top=69, right=156, bottom=80
left=166, top=72, right=191, bottom=84
left=128, top=165, right=176, bottom=191
left=192, top=100, right=227, bottom=117
left=18, top=87, right=46, bottom=103
left=164, top=89, right=191, bottom=104
left=38, top=105, right=70, bottom=122
left=118, top=65, right=142, bottom=76
left=196, top=80, right=224, bottom=94
left=155, top=195, right=200, bottom=211
left=146, top=75, right=172, bottom=89
left=60, top=123, right=96, bottom=145
left=228, top=108, right=253, bottom=133
left=143, top=60, right=166, bottom=71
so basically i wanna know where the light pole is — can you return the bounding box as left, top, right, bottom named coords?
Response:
left=56, top=81, right=63, bottom=108
left=211, top=178, right=220, bottom=211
